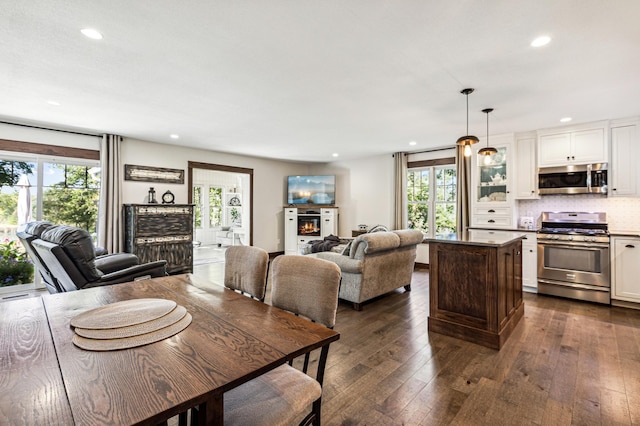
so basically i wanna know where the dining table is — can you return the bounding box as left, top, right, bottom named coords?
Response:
left=0, top=274, right=340, bottom=425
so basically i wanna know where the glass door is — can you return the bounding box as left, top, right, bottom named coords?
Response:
left=477, top=146, right=508, bottom=203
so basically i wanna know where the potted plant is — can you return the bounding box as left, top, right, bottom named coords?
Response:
left=0, top=239, right=34, bottom=287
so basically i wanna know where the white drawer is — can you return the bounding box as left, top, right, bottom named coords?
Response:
left=285, top=208, right=297, bottom=215
left=473, top=206, right=512, bottom=216
left=472, top=215, right=513, bottom=228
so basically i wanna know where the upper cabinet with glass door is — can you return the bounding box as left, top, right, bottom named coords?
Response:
left=470, top=134, right=518, bottom=229
left=476, top=146, right=509, bottom=204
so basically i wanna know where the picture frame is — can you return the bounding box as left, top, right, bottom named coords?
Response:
left=124, top=164, right=185, bottom=184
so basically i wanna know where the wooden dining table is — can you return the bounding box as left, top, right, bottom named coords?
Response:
left=0, top=274, right=339, bottom=425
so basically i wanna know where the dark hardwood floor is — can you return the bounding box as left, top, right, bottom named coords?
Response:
left=319, top=270, right=640, bottom=425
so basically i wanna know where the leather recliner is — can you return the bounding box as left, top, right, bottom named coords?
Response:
left=20, top=221, right=167, bottom=293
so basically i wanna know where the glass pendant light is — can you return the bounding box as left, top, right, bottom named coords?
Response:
left=456, top=88, right=479, bottom=157
left=478, top=108, right=498, bottom=162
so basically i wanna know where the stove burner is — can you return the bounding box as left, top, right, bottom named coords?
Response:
left=539, top=227, right=609, bottom=236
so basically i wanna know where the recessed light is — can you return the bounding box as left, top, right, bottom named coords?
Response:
left=332, top=153, right=339, bottom=157
left=47, top=100, right=60, bottom=106
left=81, top=28, right=103, bottom=40
left=409, top=141, right=417, bottom=146
left=531, top=36, right=551, bottom=47
left=170, top=134, right=180, bottom=139
left=560, top=117, right=572, bottom=123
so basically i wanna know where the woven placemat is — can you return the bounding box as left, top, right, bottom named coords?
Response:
left=74, top=305, right=187, bottom=339
left=70, top=298, right=177, bottom=329
left=72, top=313, right=192, bottom=351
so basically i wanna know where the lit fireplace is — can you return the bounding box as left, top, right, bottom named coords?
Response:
left=298, top=215, right=320, bottom=236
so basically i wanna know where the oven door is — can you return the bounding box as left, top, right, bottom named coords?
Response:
left=537, top=241, right=610, bottom=288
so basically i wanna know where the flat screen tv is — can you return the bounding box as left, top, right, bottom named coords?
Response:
left=287, top=175, right=336, bottom=205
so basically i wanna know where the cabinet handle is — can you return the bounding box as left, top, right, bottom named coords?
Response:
left=488, top=209, right=495, bottom=213
left=505, top=252, right=511, bottom=256
left=567, top=156, right=570, bottom=161
left=531, top=190, right=535, bottom=194
left=288, top=218, right=294, bottom=221
left=530, top=249, right=534, bottom=252
left=626, top=244, right=636, bottom=248
left=571, top=156, right=575, bottom=160
left=613, top=188, right=617, bottom=191
left=488, top=219, right=495, bottom=223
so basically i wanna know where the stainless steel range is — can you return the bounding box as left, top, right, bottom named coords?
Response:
left=537, top=211, right=610, bottom=304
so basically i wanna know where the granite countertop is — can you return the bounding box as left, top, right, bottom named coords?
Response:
left=424, top=230, right=526, bottom=247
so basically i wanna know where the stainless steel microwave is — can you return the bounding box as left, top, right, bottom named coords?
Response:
left=538, top=163, right=608, bottom=195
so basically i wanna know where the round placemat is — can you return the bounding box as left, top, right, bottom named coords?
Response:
left=70, top=298, right=177, bottom=329
left=74, top=305, right=188, bottom=339
left=72, top=313, right=192, bottom=351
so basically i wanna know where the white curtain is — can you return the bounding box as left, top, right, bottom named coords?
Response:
left=98, top=134, right=123, bottom=253
left=456, top=146, right=471, bottom=233
left=393, top=152, right=408, bottom=230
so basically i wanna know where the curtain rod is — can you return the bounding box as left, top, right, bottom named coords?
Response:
left=404, top=145, right=456, bottom=155
left=0, top=120, right=101, bottom=138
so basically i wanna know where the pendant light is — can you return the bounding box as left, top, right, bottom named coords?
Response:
left=478, top=108, right=498, bottom=162
left=456, top=88, right=479, bottom=157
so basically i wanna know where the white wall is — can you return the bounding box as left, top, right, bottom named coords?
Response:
left=310, top=154, right=395, bottom=236
left=121, top=138, right=310, bottom=253
left=0, top=122, right=100, bottom=150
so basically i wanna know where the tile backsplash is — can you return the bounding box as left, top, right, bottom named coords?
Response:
left=518, top=195, right=640, bottom=231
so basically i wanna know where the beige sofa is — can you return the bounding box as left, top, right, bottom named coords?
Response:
left=309, top=229, right=424, bottom=310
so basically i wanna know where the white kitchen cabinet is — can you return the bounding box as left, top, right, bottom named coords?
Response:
left=537, top=121, right=608, bottom=167
left=470, top=133, right=517, bottom=229
left=611, top=236, right=640, bottom=305
left=610, top=118, right=639, bottom=197
left=521, top=232, right=537, bottom=293
left=514, top=133, right=538, bottom=199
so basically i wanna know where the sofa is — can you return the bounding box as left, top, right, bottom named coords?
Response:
left=309, top=229, right=424, bottom=310
left=18, top=221, right=167, bottom=293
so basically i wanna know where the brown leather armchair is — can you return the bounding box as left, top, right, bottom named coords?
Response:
left=19, top=221, right=167, bottom=293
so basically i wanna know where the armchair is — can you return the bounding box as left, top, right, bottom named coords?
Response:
left=23, top=222, right=167, bottom=292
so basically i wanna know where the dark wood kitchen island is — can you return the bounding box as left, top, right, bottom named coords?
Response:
left=426, top=230, right=525, bottom=350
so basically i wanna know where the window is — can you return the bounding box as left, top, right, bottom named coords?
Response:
left=208, top=186, right=222, bottom=227
left=0, top=154, right=100, bottom=288
left=193, top=185, right=203, bottom=228
left=407, top=164, right=456, bottom=236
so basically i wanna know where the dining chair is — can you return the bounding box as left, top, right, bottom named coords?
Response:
left=223, top=255, right=341, bottom=426
left=223, top=245, right=270, bottom=302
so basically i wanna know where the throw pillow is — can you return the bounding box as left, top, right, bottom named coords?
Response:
left=341, top=241, right=352, bottom=256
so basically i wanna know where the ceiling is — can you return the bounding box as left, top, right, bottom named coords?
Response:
left=2, top=1, right=639, bottom=163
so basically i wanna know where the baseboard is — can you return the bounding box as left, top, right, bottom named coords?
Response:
left=269, top=251, right=284, bottom=260
left=414, top=262, right=429, bottom=270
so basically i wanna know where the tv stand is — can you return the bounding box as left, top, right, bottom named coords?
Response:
left=284, top=207, right=338, bottom=255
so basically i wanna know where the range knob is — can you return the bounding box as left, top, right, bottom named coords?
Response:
left=591, top=237, right=597, bottom=242
left=553, top=235, right=560, bottom=240
left=567, top=236, right=573, bottom=241
left=547, top=235, right=553, bottom=239
left=583, top=236, right=589, bottom=242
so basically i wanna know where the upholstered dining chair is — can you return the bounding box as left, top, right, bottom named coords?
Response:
left=223, top=255, right=341, bottom=426
left=224, top=245, right=270, bottom=302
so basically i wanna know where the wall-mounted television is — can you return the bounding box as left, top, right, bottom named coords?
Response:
left=287, top=175, right=336, bottom=205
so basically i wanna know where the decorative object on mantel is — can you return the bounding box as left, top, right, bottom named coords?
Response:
left=228, top=195, right=241, bottom=206
left=456, top=88, right=479, bottom=157
left=478, top=108, right=498, bottom=164
left=162, top=190, right=175, bottom=204
left=148, top=187, right=158, bottom=204
left=124, top=164, right=185, bottom=184
left=70, top=298, right=192, bottom=351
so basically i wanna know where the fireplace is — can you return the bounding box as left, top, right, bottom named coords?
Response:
left=298, top=215, right=321, bottom=236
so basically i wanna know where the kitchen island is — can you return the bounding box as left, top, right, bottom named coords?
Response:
left=426, top=230, right=525, bottom=350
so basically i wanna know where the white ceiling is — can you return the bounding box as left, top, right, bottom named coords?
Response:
left=2, top=1, right=639, bottom=162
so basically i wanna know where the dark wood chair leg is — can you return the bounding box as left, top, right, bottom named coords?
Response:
left=404, top=284, right=411, bottom=292
left=353, top=302, right=362, bottom=311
